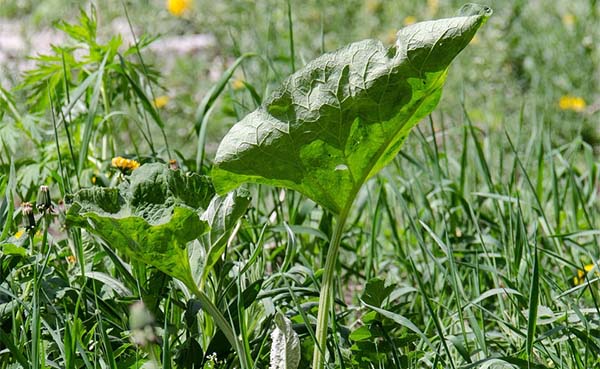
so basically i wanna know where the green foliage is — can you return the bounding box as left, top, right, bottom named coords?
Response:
left=18, top=7, right=157, bottom=114
left=214, top=7, right=491, bottom=369
left=4, top=5, right=165, bottom=199
left=213, top=5, right=491, bottom=214
left=360, top=277, right=395, bottom=308
left=66, top=163, right=213, bottom=290
left=199, top=188, right=251, bottom=288
left=1, top=2, right=599, bottom=369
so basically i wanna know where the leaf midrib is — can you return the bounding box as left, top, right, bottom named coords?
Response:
left=339, top=70, right=447, bottom=214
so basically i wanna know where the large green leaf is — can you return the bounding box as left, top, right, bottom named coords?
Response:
left=213, top=5, right=491, bottom=213
left=66, top=163, right=215, bottom=289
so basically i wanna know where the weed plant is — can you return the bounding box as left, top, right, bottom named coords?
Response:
left=0, top=2, right=599, bottom=369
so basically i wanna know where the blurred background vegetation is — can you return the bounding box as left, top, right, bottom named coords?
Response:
left=1, top=0, right=598, bottom=164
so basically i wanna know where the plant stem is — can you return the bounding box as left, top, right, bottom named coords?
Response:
left=312, top=207, right=350, bottom=369
left=31, top=236, right=40, bottom=369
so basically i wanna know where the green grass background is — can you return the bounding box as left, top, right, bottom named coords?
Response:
left=0, top=0, right=599, bottom=368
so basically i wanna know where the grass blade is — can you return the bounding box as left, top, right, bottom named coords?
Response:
left=526, top=242, right=540, bottom=364
left=0, top=160, right=15, bottom=240
left=77, top=53, right=107, bottom=175
left=194, top=53, right=255, bottom=171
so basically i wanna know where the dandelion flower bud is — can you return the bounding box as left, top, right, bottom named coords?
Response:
left=37, top=185, right=52, bottom=213
left=22, top=202, right=36, bottom=231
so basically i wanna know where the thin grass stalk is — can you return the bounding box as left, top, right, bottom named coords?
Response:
left=0, top=162, right=15, bottom=241
left=60, top=51, right=79, bottom=188
left=237, top=271, right=253, bottom=368
left=121, top=0, right=171, bottom=159
left=31, top=237, right=40, bottom=369
left=31, top=218, right=51, bottom=369
left=162, top=295, right=172, bottom=369
left=194, top=54, right=254, bottom=172
left=49, top=92, right=68, bottom=196
left=93, top=282, right=117, bottom=369
left=77, top=52, right=108, bottom=175
left=286, top=0, right=295, bottom=73
left=410, top=258, right=456, bottom=369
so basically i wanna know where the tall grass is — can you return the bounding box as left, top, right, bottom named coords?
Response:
left=0, top=1, right=598, bottom=368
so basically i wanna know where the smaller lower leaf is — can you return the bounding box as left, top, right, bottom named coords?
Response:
left=70, top=206, right=207, bottom=290
left=66, top=163, right=215, bottom=290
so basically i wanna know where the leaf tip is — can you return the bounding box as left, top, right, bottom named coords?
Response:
left=458, top=3, right=493, bottom=18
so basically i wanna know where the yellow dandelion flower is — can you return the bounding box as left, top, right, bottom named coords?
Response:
left=15, top=229, right=25, bottom=239
left=167, top=0, right=191, bottom=16
left=403, top=16, right=417, bottom=26
left=153, top=95, right=170, bottom=109
left=559, top=95, right=586, bottom=112
left=231, top=79, right=245, bottom=91
left=574, top=264, right=599, bottom=285
left=168, top=159, right=180, bottom=170
left=562, top=13, right=575, bottom=27
left=112, top=156, right=140, bottom=172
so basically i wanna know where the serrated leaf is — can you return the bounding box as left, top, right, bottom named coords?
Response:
left=67, top=163, right=215, bottom=222
left=69, top=187, right=122, bottom=214
left=213, top=5, right=491, bottom=213
left=361, top=277, right=396, bottom=308
left=74, top=205, right=205, bottom=289
left=66, top=163, right=214, bottom=290
left=270, top=313, right=300, bottom=369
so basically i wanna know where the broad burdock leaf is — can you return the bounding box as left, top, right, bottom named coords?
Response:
left=269, top=313, right=300, bottom=369
left=214, top=4, right=492, bottom=213
left=68, top=163, right=250, bottom=363
left=66, top=163, right=215, bottom=290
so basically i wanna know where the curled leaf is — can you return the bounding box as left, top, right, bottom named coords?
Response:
left=197, top=187, right=251, bottom=287
left=270, top=313, right=300, bottom=369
